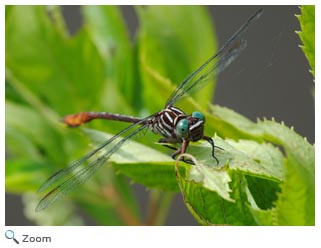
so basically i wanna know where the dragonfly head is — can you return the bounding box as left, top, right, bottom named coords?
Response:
left=176, top=111, right=205, bottom=142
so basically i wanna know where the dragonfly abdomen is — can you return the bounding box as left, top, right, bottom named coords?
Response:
left=63, top=112, right=144, bottom=127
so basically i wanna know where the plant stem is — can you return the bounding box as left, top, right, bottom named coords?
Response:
left=145, top=190, right=174, bottom=226
left=47, top=6, right=69, bottom=37
left=154, top=192, right=174, bottom=225
left=102, top=185, right=141, bottom=226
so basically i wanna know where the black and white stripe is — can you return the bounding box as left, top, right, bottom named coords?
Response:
left=150, top=106, right=186, bottom=141
left=188, top=119, right=204, bottom=141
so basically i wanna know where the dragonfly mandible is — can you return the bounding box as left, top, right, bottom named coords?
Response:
left=36, top=9, right=263, bottom=212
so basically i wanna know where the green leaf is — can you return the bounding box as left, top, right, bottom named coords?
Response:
left=272, top=159, right=313, bottom=225
left=187, top=137, right=284, bottom=182
left=257, top=119, right=315, bottom=225
left=6, top=159, right=50, bottom=193
left=249, top=208, right=274, bottom=226
left=186, top=155, right=234, bottom=202
left=82, top=128, right=181, bottom=191
left=207, top=104, right=264, bottom=140
left=245, top=176, right=281, bottom=210
left=6, top=6, right=105, bottom=114
left=296, top=5, right=315, bottom=78
left=173, top=133, right=287, bottom=225
left=168, top=134, right=285, bottom=225
left=258, top=119, right=314, bottom=174
left=226, top=139, right=285, bottom=181
left=176, top=167, right=257, bottom=225
left=136, top=6, right=217, bottom=112
left=81, top=6, right=138, bottom=110
left=5, top=101, right=65, bottom=165
left=113, top=163, right=181, bottom=192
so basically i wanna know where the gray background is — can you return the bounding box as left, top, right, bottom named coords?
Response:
left=6, top=5, right=314, bottom=225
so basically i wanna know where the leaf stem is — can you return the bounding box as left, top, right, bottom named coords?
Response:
left=102, top=185, right=141, bottom=226
left=145, top=190, right=174, bottom=225
left=46, top=6, right=69, bottom=37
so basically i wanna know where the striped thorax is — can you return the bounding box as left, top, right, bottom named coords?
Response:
left=149, top=105, right=205, bottom=144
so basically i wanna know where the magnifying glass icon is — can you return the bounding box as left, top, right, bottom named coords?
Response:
left=5, top=230, right=19, bottom=244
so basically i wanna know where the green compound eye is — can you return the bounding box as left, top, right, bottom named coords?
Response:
left=192, top=111, right=205, bottom=121
left=176, top=119, right=189, bottom=137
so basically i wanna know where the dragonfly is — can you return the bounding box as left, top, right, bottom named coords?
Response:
left=36, top=9, right=263, bottom=212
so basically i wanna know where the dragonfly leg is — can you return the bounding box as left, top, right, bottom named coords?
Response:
left=158, top=138, right=177, bottom=151
left=159, top=139, right=193, bottom=164
left=202, top=136, right=223, bottom=165
left=170, top=140, right=196, bottom=164
left=171, top=139, right=189, bottom=159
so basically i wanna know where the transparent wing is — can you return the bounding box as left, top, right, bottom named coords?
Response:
left=166, top=9, right=263, bottom=107
left=36, top=118, right=151, bottom=211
